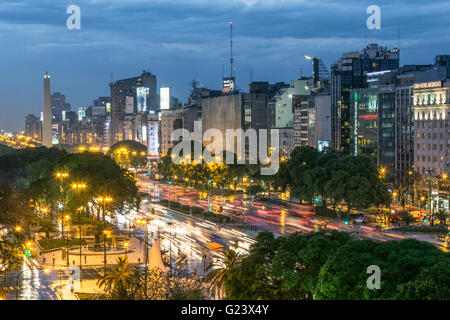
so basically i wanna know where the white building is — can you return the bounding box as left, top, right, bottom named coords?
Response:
left=413, top=80, right=450, bottom=175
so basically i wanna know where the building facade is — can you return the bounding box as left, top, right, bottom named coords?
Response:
left=413, top=80, right=450, bottom=175
left=331, top=44, right=399, bottom=154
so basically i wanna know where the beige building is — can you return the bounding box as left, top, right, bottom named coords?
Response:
left=413, top=80, right=450, bottom=175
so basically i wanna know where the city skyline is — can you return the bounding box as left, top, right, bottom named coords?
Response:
left=1, top=0, right=450, bottom=131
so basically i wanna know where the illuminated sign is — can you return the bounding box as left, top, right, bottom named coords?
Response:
left=77, top=108, right=85, bottom=121
left=137, top=87, right=149, bottom=112
left=359, top=114, right=378, bottom=120
left=414, top=81, right=442, bottom=90
left=317, top=140, right=330, bottom=152
left=222, top=77, right=235, bottom=94
left=160, top=87, right=170, bottom=110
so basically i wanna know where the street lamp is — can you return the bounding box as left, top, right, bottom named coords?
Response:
left=72, top=183, right=87, bottom=286
left=135, top=210, right=154, bottom=299
left=96, top=196, right=113, bottom=222
left=124, top=241, right=129, bottom=257
left=102, top=229, right=111, bottom=272
left=64, top=215, right=71, bottom=267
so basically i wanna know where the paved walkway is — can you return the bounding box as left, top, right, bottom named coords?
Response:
left=38, top=236, right=150, bottom=269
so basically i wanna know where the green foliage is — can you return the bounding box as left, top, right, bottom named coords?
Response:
left=204, top=249, right=243, bottom=299
left=37, top=238, right=87, bottom=251
left=398, top=211, right=415, bottom=225
left=314, top=239, right=446, bottom=299
left=109, top=140, right=147, bottom=168
left=51, top=152, right=139, bottom=216
left=392, top=225, right=448, bottom=234
left=396, top=261, right=450, bottom=299
left=0, top=232, right=24, bottom=274
left=225, top=231, right=449, bottom=300
left=97, top=257, right=209, bottom=300
left=275, top=146, right=391, bottom=211
left=38, top=218, right=56, bottom=238
left=435, top=208, right=448, bottom=225
left=245, top=185, right=264, bottom=196
left=227, top=231, right=351, bottom=299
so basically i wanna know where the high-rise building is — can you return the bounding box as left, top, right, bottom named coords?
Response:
left=275, top=79, right=312, bottom=129
left=25, top=114, right=41, bottom=141
left=42, top=72, right=52, bottom=147
left=331, top=44, right=399, bottom=154
left=160, top=106, right=198, bottom=155
left=109, top=71, right=157, bottom=145
left=51, top=92, right=71, bottom=123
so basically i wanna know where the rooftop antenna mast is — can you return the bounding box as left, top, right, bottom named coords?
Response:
left=230, top=21, right=234, bottom=77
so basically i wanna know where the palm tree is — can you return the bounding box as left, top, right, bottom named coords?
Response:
left=97, top=256, right=136, bottom=299
left=204, top=249, right=243, bottom=299
left=435, top=208, right=449, bottom=225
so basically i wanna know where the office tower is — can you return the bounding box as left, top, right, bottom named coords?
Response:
left=331, top=43, right=399, bottom=154
left=160, top=106, right=198, bottom=155
left=275, top=79, right=312, bottom=129
left=25, top=114, right=42, bottom=140
left=109, top=70, right=157, bottom=145
left=42, top=72, right=52, bottom=147
left=51, top=92, right=71, bottom=123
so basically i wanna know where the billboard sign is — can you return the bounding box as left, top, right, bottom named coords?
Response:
left=160, top=87, right=170, bottom=110
left=137, top=87, right=149, bottom=112
left=317, top=140, right=330, bottom=152
left=222, top=77, right=235, bottom=94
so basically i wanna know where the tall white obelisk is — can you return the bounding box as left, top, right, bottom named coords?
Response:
left=42, top=72, right=52, bottom=147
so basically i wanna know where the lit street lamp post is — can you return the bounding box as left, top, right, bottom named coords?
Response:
left=72, top=183, right=87, bottom=286
left=136, top=209, right=154, bottom=299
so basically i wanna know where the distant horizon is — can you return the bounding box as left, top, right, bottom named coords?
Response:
left=1, top=0, right=449, bottom=132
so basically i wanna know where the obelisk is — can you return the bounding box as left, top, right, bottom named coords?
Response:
left=42, top=72, right=52, bottom=147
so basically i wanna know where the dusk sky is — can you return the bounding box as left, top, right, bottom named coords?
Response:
left=0, top=0, right=449, bottom=132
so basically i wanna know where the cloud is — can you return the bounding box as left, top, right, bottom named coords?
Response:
left=0, top=0, right=449, bottom=132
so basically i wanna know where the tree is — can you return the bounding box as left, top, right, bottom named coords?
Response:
left=314, top=238, right=445, bottom=299
left=38, top=218, right=56, bottom=238
left=396, top=261, right=450, bottom=300
left=226, top=231, right=284, bottom=299
left=0, top=232, right=24, bottom=295
left=97, top=256, right=137, bottom=300
left=51, top=153, right=139, bottom=218
left=245, top=185, right=264, bottom=197
left=204, top=249, right=243, bottom=299
left=109, top=140, right=147, bottom=168
left=435, top=208, right=449, bottom=225
left=399, top=210, right=415, bottom=225
left=226, top=231, right=351, bottom=300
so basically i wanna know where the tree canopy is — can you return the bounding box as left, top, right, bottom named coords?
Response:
left=109, top=140, right=147, bottom=168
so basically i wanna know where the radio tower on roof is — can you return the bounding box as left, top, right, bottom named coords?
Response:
left=222, top=21, right=236, bottom=94
left=230, top=21, right=233, bottom=77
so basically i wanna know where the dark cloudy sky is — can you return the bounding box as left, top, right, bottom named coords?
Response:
left=0, top=0, right=449, bottom=132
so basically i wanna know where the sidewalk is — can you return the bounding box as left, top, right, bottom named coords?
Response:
left=38, top=236, right=149, bottom=269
